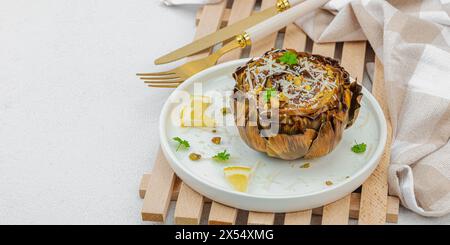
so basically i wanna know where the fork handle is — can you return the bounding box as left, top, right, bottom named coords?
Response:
left=246, top=0, right=329, bottom=42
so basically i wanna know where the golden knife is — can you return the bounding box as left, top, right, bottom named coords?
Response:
left=155, top=0, right=304, bottom=65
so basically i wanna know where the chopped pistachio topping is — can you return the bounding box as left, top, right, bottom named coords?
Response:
left=221, top=107, right=231, bottom=115
left=239, top=50, right=338, bottom=109
left=300, top=163, right=311, bottom=168
left=189, top=153, right=201, bottom=161
left=211, top=137, right=221, bottom=145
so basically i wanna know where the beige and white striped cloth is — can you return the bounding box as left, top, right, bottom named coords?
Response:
left=162, top=0, right=450, bottom=217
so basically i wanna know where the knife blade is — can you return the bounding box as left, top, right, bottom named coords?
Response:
left=155, top=0, right=304, bottom=65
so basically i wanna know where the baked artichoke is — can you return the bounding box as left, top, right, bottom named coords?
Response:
left=232, top=49, right=362, bottom=160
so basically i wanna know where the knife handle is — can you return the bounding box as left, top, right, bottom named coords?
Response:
left=246, top=0, right=329, bottom=42
left=287, top=0, right=306, bottom=7
left=277, top=0, right=302, bottom=12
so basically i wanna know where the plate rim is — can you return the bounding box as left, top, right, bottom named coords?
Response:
left=158, top=59, right=387, bottom=210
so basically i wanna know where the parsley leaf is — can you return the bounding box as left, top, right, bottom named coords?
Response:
left=351, top=142, right=366, bottom=153
left=263, top=87, right=276, bottom=102
left=173, top=137, right=190, bottom=151
left=278, top=51, right=298, bottom=65
left=213, top=150, right=230, bottom=161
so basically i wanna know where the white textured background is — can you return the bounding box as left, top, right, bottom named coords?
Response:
left=0, top=0, right=448, bottom=224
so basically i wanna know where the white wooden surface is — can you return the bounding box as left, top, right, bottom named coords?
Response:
left=0, top=0, right=448, bottom=224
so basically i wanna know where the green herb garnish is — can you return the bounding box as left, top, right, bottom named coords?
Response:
left=213, top=150, right=230, bottom=161
left=263, top=87, right=276, bottom=102
left=173, top=137, right=190, bottom=151
left=351, top=141, right=366, bottom=153
left=278, top=51, right=298, bottom=65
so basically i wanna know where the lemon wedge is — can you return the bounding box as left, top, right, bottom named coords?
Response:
left=180, top=95, right=215, bottom=127
left=223, top=166, right=252, bottom=192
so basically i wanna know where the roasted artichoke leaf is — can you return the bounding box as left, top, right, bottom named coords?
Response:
left=266, top=129, right=317, bottom=160
left=304, top=121, right=335, bottom=159
left=237, top=125, right=267, bottom=152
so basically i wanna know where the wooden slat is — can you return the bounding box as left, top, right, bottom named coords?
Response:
left=337, top=42, right=368, bottom=224
left=139, top=173, right=181, bottom=200
left=194, top=3, right=227, bottom=39
left=247, top=212, right=275, bottom=225
left=188, top=2, right=228, bottom=61
left=311, top=207, right=323, bottom=216
left=173, top=2, right=227, bottom=224
left=249, top=0, right=278, bottom=57
left=208, top=202, right=238, bottom=225
left=284, top=210, right=312, bottom=225
left=206, top=1, right=256, bottom=225
left=349, top=193, right=399, bottom=223
left=341, top=42, right=367, bottom=81
left=358, top=57, right=391, bottom=224
left=321, top=196, right=351, bottom=225
left=217, top=0, right=256, bottom=63
left=312, top=193, right=400, bottom=223
left=312, top=42, right=336, bottom=57
left=349, top=193, right=361, bottom=219
left=312, top=41, right=354, bottom=225
left=141, top=148, right=176, bottom=222
left=279, top=23, right=314, bottom=225
left=387, top=196, right=400, bottom=223
left=320, top=41, right=367, bottom=225
left=139, top=174, right=399, bottom=223
left=245, top=0, right=278, bottom=223
left=196, top=7, right=231, bottom=26
left=283, top=24, right=308, bottom=52
left=196, top=8, right=295, bottom=33
left=139, top=173, right=151, bottom=199
left=174, top=183, right=204, bottom=224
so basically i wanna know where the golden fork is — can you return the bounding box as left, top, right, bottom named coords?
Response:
left=137, top=0, right=328, bottom=88
left=137, top=37, right=246, bottom=88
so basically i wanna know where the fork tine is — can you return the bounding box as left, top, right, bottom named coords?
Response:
left=147, top=84, right=180, bottom=87
left=139, top=75, right=180, bottom=81
left=145, top=78, right=183, bottom=84
left=145, top=84, right=182, bottom=88
left=145, top=81, right=183, bottom=85
left=147, top=84, right=178, bottom=88
left=136, top=70, right=176, bottom=76
left=143, top=78, right=183, bottom=84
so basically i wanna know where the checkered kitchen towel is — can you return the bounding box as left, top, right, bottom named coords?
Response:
left=298, top=0, right=450, bottom=217
left=163, top=0, right=450, bottom=217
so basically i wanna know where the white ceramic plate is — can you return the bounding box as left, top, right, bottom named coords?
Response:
left=159, top=59, right=387, bottom=212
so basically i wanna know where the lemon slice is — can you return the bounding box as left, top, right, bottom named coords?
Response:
left=180, top=95, right=215, bottom=127
left=223, top=166, right=252, bottom=192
